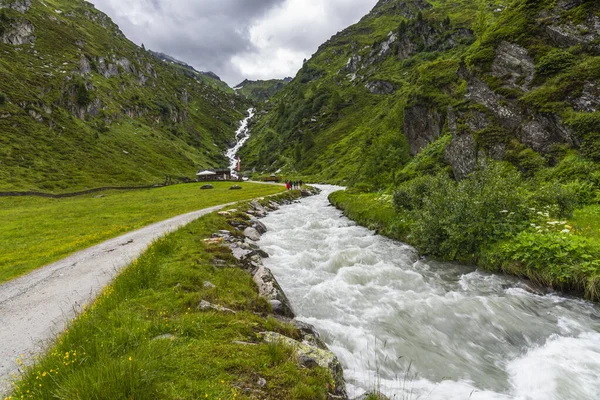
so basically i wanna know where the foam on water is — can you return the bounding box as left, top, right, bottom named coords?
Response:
left=258, top=185, right=600, bottom=399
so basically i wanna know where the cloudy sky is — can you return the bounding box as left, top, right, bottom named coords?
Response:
left=91, top=0, right=379, bottom=87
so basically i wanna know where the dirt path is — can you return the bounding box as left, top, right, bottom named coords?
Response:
left=0, top=203, right=233, bottom=394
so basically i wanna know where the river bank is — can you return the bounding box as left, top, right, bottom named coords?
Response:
left=329, top=189, right=600, bottom=301
left=6, top=189, right=343, bottom=400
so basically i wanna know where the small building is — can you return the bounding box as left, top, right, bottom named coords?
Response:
left=196, top=169, right=232, bottom=182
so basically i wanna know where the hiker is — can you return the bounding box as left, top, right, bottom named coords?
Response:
left=299, top=180, right=303, bottom=188
left=286, top=181, right=291, bottom=190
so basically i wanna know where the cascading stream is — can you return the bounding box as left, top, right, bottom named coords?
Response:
left=226, top=108, right=255, bottom=179
left=257, top=185, right=600, bottom=400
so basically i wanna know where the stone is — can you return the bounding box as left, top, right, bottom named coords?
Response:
left=251, top=220, right=268, bottom=234
left=1, top=21, right=35, bottom=45
left=572, top=81, right=600, bottom=112
left=152, top=334, right=176, bottom=341
left=444, top=132, right=478, bottom=180
left=518, top=113, right=578, bottom=153
left=203, top=281, right=216, bottom=289
left=200, top=184, right=214, bottom=190
left=0, top=0, right=31, bottom=13
left=365, top=80, right=394, bottom=95
left=261, top=332, right=347, bottom=399
left=253, top=265, right=295, bottom=318
left=257, top=377, right=267, bottom=387
left=229, top=185, right=242, bottom=190
left=198, top=300, right=236, bottom=314
left=491, top=41, right=534, bottom=91
left=403, top=105, right=444, bottom=155
left=243, top=227, right=261, bottom=241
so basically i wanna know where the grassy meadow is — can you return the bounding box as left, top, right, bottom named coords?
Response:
left=0, top=182, right=284, bottom=283
left=7, top=195, right=333, bottom=400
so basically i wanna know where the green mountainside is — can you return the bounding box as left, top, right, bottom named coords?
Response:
left=240, top=0, right=600, bottom=298
left=234, top=78, right=292, bottom=103
left=240, top=0, right=599, bottom=187
left=0, top=0, right=248, bottom=193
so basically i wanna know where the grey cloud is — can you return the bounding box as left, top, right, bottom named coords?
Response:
left=91, top=0, right=378, bottom=85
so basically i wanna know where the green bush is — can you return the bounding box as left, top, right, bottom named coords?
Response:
left=535, top=49, right=575, bottom=77
left=0, top=92, right=6, bottom=105
left=397, top=162, right=530, bottom=260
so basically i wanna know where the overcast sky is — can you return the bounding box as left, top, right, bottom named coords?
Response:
left=90, top=0, right=379, bottom=87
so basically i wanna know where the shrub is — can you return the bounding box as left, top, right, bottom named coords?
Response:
left=398, top=162, right=530, bottom=260
left=0, top=92, right=6, bottom=105
left=535, top=49, right=575, bottom=77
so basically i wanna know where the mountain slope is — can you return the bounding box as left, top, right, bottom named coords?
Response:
left=240, top=0, right=599, bottom=188
left=234, top=78, right=292, bottom=103
left=0, top=0, right=248, bottom=192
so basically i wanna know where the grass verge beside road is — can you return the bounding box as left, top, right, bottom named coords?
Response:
left=0, top=182, right=284, bottom=283
left=7, top=195, right=333, bottom=399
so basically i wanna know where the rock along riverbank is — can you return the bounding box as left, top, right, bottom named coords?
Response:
left=209, top=187, right=349, bottom=400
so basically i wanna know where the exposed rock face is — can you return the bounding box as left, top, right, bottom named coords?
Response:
left=518, top=113, right=578, bottom=153
left=261, top=332, right=347, bottom=399
left=466, top=76, right=523, bottom=130
left=491, top=41, right=534, bottom=91
left=403, top=105, right=444, bottom=155
left=79, top=56, right=92, bottom=75
left=1, top=21, right=35, bottom=45
left=572, top=81, right=600, bottom=112
left=0, top=0, right=31, bottom=13
left=445, top=133, right=478, bottom=179
left=365, top=80, right=394, bottom=95
left=545, top=14, right=600, bottom=52
left=97, top=57, right=119, bottom=78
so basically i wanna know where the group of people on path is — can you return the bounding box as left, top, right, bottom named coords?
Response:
left=285, top=180, right=303, bottom=190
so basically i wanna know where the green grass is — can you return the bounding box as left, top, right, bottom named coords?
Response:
left=7, top=200, right=333, bottom=399
left=572, top=205, right=600, bottom=240
left=0, top=182, right=283, bottom=283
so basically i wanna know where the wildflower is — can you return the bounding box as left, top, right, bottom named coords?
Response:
left=500, top=210, right=508, bottom=213
left=561, top=229, right=571, bottom=234
left=128, top=357, right=132, bottom=361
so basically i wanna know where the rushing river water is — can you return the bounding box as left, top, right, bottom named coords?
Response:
left=257, top=185, right=600, bottom=400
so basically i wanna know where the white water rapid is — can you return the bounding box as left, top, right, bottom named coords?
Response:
left=257, top=185, right=600, bottom=400
left=226, top=108, right=255, bottom=179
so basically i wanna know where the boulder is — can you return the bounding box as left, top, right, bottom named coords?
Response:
left=200, top=184, right=214, bottom=190
left=243, top=227, right=261, bottom=241
left=198, top=300, right=236, bottom=314
left=251, top=219, right=268, bottom=234
left=229, top=185, right=242, bottom=190
left=252, top=265, right=295, bottom=318
left=261, top=332, right=347, bottom=399
left=1, top=21, right=35, bottom=45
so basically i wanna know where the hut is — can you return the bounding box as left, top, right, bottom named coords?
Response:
left=196, top=169, right=232, bottom=181
left=196, top=170, right=216, bottom=182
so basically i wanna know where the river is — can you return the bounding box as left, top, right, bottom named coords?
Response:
left=257, top=185, right=600, bottom=400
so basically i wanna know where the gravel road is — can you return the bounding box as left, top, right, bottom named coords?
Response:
left=0, top=203, right=232, bottom=394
